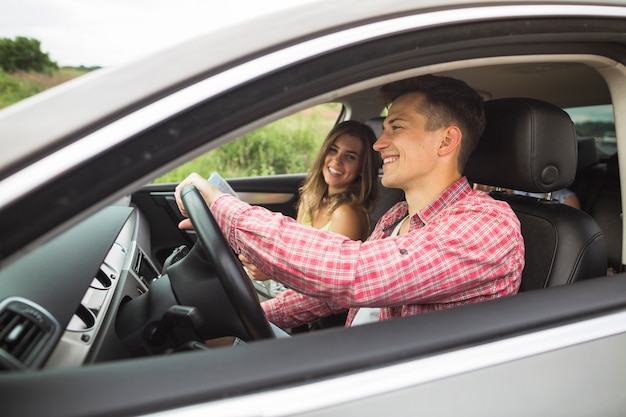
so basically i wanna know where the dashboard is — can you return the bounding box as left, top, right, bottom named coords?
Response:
left=0, top=198, right=161, bottom=371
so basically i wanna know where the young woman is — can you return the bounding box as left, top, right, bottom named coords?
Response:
left=296, top=120, right=380, bottom=240
left=239, top=120, right=380, bottom=293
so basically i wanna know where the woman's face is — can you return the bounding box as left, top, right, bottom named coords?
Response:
left=323, top=133, right=365, bottom=194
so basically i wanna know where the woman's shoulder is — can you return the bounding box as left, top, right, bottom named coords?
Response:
left=330, top=203, right=370, bottom=240
left=332, top=202, right=368, bottom=218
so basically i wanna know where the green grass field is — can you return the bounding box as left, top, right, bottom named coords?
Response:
left=153, top=104, right=341, bottom=183
left=0, top=68, right=87, bottom=108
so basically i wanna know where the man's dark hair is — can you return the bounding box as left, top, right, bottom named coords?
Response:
left=380, top=75, right=485, bottom=170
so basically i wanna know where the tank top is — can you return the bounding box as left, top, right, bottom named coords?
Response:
left=301, top=212, right=332, bottom=232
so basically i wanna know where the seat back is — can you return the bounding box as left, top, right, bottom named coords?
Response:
left=365, top=116, right=385, bottom=139
left=365, top=116, right=405, bottom=234
left=368, top=178, right=404, bottom=234
left=465, top=98, right=607, bottom=291
left=573, top=152, right=622, bottom=273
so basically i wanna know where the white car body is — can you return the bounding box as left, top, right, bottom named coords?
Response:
left=1, top=1, right=626, bottom=416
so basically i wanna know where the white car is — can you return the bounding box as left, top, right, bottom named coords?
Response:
left=1, top=1, right=626, bottom=416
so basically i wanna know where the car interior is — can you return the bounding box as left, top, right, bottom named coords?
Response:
left=572, top=146, right=622, bottom=274
left=369, top=96, right=611, bottom=291
left=465, top=97, right=607, bottom=290
left=2, top=9, right=626, bottom=415
left=0, top=57, right=621, bottom=361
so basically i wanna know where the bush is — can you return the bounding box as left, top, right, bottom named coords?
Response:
left=0, top=69, right=46, bottom=107
left=576, top=121, right=616, bottom=137
left=0, top=37, right=58, bottom=74
left=153, top=104, right=339, bottom=183
left=0, top=68, right=89, bottom=109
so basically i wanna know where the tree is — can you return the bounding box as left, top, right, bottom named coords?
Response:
left=0, top=37, right=58, bottom=73
left=575, top=121, right=615, bottom=138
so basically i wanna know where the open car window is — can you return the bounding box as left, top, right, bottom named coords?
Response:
left=2, top=3, right=626, bottom=417
left=565, top=104, right=616, bottom=160
left=153, top=103, right=343, bottom=184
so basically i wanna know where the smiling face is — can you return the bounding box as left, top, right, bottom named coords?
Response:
left=322, top=133, right=365, bottom=195
left=374, top=92, right=445, bottom=193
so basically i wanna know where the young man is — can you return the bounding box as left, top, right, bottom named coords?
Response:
left=175, top=75, right=524, bottom=329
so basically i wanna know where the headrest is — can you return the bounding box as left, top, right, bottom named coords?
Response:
left=464, top=98, right=578, bottom=193
left=365, top=116, right=384, bottom=139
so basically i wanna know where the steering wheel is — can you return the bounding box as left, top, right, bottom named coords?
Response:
left=180, top=185, right=275, bottom=340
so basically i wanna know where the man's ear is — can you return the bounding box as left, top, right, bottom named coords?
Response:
left=438, top=126, right=462, bottom=156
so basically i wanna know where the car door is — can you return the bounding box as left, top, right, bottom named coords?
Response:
left=129, top=102, right=342, bottom=269
left=131, top=174, right=305, bottom=269
left=3, top=2, right=626, bottom=417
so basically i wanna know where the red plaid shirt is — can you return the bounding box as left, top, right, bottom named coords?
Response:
left=212, top=177, right=524, bottom=328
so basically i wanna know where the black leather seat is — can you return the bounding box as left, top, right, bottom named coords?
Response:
left=465, top=98, right=607, bottom=291
left=367, top=178, right=404, bottom=234
left=573, top=152, right=622, bottom=273
left=365, top=116, right=385, bottom=139
left=365, top=116, right=405, bottom=234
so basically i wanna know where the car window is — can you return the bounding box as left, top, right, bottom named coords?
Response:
left=564, top=104, right=616, bottom=160
left=153, top=103, right=343, bottom=183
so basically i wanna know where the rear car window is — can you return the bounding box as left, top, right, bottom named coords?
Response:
left=565, top=104, right=616, bottom=161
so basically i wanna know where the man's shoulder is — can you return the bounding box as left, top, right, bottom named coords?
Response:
left=379, top=200, right=409, bottom=220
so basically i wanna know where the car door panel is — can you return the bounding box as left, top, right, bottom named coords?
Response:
left=131, top=174, right=304, bottom=268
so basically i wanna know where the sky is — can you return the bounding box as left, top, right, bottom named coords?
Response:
left=0, top=0, right=306, bottom=68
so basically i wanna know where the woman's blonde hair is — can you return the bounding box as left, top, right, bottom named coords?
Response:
left=298, top=120, right=380, bottom=228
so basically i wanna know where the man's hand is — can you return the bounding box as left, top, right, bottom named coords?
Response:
left=174, top=173, right=225, bottom=229
left=239, top=254, right=270, bottom=281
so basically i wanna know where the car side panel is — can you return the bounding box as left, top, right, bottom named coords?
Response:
left=131, top=174, right=303, bottom=268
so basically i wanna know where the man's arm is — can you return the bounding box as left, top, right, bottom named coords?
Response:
left=262, top=289, right=347, bottom=329
left=212, top=193, right=523, bottom=308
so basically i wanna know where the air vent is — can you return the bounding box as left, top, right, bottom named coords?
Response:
left=0, top=298, right=60, bottom=371
left=91, top=268, right=112, bottom=289
left=67, top=304, right=96, bottom=332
